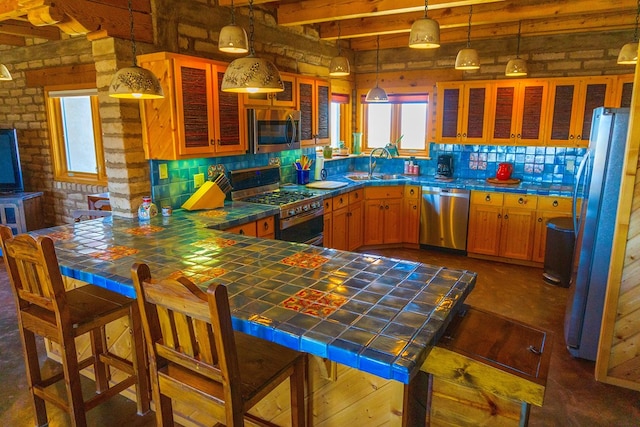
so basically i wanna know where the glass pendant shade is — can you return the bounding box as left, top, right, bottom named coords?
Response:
left=455, top=48, right=480, bottom=70
left=329, top=55, right=350, bottom=76
left=221, top=55, right=284, bottom=93
left=408, top=17, right=440, bottom=49
left=0, top=64, right=12, bottom=81
left=365, top=85, right=389, bottom=102
left=109, top=65, right=164, bottom=99
left=618, top=41, right=639, bottom=64
left=219, top=24, right=248, bottom=53
left=505, top=58, right=528, bottom=76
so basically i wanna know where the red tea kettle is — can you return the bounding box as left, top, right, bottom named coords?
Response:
left=496, top=162, right=514, bottom=180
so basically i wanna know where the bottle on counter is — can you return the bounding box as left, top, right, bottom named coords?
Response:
left=138, top=196, right=158, bottom=221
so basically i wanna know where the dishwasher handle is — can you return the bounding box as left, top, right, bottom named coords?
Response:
left=422, top=186, right=470, bottom=199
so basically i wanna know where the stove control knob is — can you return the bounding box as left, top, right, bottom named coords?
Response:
left=303, top=204, right=310, bottom=211
left=288, top=209, right=296, bottom=216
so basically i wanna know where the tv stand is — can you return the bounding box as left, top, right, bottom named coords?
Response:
left=0, top=192, right=44, bottom=235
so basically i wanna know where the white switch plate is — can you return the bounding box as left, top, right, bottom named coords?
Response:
left=194, top=173, right=205, bottom=188
left=159, top=164, right=168, bottom=180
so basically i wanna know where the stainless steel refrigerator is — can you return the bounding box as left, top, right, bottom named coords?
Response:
left=565, top=107, right=629, bottom=361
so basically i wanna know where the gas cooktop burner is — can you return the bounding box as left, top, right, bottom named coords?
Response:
left=243, top=190, right=318, bottom=206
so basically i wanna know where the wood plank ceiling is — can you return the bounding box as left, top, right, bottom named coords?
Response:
left=0, top=0, right=638, bottom=51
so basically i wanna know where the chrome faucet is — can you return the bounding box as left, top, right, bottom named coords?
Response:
left=368, top=147, right=392, bottom=179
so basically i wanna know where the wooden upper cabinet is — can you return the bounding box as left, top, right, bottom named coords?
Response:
left=489, top=80, right=548, bottom=145
left=243, top=73, right=296, bottom=107
left=138, top=52, right=246, bottom=160
left=545, top=77, right=614, bottom=147
left=299, top=77, right=330, bottom=146
left=436, top=82, right=491, bottom=144
left=614, top=74, right=634, bottom=108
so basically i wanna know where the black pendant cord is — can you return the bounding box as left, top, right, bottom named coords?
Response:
left=337, top=21, right=342, bottom=55
left=424, top=0, right=428, bottom=18
left=128, top=0, right=137, bottom=66
left=230, top=0, right=236, bottom=25
left=466, top=5, right=472, bottom=48
left=249, top=0, right=256, bottom=55
left=375, top=35, right=380, bottom=87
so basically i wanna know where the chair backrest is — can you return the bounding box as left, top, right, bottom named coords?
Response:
left=0, top=225, right=68, bottom=322
left=131, top=263, right=243, bottom=421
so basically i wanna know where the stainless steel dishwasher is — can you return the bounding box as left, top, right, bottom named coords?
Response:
left=419, top=186, right=470, bottom=251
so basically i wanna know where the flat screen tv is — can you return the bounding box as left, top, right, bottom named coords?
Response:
left=0, top=128, right=24, bottom=193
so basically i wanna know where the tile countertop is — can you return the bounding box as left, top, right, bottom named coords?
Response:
left=30, top=212, right=476, bottom=385
left=301, top=173, right=575, bottom=198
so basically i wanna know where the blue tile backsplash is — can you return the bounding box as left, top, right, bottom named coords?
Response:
left=150, top=143, right=585, bottom=209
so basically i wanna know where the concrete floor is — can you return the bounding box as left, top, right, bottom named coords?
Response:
left=0, top=248, right=639, bottom=426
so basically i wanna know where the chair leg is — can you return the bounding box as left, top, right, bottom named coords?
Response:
left=290, top=355, right=307, bottom=427
left=20, top=328, right=48, bottom=427
left=60, top=333, right=87, bottom=427
left=129, top=302, right=151, bottom=414
left=90, top=327, right=110, bottom=393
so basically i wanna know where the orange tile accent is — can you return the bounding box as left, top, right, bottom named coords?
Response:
left=46, top=231, right=74, bottom=242
left=124, top=225, right=164, bottom=235
left=281, top=253, right=329, bottom=269
left=90, top=246, right=139, bottom=261
left=281, top=288, right=347, bottom=317
left=192, top=237, right=237, bottom=249
left=198, top=210, right=227, bottom=218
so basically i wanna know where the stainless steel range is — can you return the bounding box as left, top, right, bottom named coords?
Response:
left=230, top=165, right=324, bottom=245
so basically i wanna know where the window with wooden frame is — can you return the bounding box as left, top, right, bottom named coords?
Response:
left=45, top=85, right=107, bottom=185
left=362, top=93, right=430, bottom=156
left=331, top=92, right=350, bottom=148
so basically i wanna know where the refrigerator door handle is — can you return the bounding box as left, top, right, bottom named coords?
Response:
left=573, top=150, right=590, bottom=235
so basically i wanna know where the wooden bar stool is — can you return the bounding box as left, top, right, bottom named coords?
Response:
left=0, top=225, right=150, bottom=427
left=131, top=262, right=307, bottom=427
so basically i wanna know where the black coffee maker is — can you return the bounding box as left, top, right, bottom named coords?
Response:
left=436, top=155, right=453, bottom=178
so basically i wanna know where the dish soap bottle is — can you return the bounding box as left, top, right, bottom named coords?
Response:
left=138, top=196, right=158, bottom=221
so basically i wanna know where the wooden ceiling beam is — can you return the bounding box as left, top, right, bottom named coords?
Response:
left=276, top=0, right=504, bottom=26
left=321, top=0, right=638, bottom=40
left=350, top=13, right=636, bottom=50
left=0, top=18, right=60, bottom=39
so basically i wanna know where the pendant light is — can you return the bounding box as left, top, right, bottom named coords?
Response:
left=0, top=64, right=12, bottom=81
left=366, top=36, right=388, bottom=102
left=505, top=21, right=528, bottom=77
left=221, top=0, right=284, bottom=93
left=218, top=0, right=248, bottom=54
left=329, top=22, right=350, bottom=76
left=618, top=0, right=640, bottom=65
left=408, top=0, right=440, bottom=49
left=455, top=5, right=480, bottom=70
left=109, top=0, right=164, bottom=99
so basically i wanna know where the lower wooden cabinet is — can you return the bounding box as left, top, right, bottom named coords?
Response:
left=0, top=192, right=44, bottom=235
left=224, top=216, right=275, bottom=239
left=363, top=186, right=404, bottom=246
left=467, top=192, right=537, bottom=261
left=468, top=191, right=574, bottom=263
left=323, top=197, right=333, bottom=248
left=330, top=189, right=363, bottom=251
left=403, top=186, right=421, bottom=244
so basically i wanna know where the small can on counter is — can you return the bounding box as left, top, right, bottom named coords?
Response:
left=162, top=205, right=173, bottom=217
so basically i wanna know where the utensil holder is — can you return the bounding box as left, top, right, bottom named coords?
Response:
left=296, top=169, right=310, bottom=185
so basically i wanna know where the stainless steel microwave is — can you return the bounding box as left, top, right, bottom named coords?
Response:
left=247, top=108, right=301, bottom=154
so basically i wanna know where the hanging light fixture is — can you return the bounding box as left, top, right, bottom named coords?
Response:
left=329, top=21, right=350, bottom=76
left=408, top=0, right=440, bottom=49
left=218, top=0, right=248, bottom=54
left=455, top=5, right=480, bottom=70
left=0, top=64, right=12, bottom=81
left=109, top=0, right=164, bottom=99
left=221, top=0, right=284, bottom=93
left=618, top=0, right=640, bottom=65
left=366, top=36, right=388, bottom=103
left=505, top=21, right=528, bottom=77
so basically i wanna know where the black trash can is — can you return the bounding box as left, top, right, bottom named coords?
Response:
left=543, top=217, right=575, bottom=288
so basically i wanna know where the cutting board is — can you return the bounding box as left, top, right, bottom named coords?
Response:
left=486, top=177, right=521, bottom=186
left=306, top=181, right=349, bottom=189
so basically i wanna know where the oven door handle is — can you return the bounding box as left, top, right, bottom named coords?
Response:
left=304, top=234, right=324, bottom=246
left=280, top=208, right=324, bottom=229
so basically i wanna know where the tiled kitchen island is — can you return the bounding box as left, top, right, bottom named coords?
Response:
left=31, top=206, right=476, bottom=426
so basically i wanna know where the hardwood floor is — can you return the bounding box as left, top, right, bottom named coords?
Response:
left=0, top=248, right=638, bottom=426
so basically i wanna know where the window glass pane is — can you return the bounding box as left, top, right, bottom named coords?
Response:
left=60, top=96, right=97, bottom=174
left=367, top=104, right=392, bottom=148
left=400, top=103, right=427, bottom=150
left=331, top=102, right=341, bottom=148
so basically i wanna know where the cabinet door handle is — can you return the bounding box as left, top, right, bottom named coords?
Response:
left=518, top=197, right=524, bottom=204
left=577, top=135, right=582, bottom=140
left=354, top=193, right=359, bottom=199
left=528, top=345, right=542, bottom=355
left=553, top=200, right=559, bottom=207
left=569, top=134, right=575, bottom=140
left=413, top=205, right=417, bottom=210
left=410, top=189, right=415, bottom=196
left=510, top=133, right=515, bottom=138
left=485, top=194, right=491, bottom=202
left=504, top=214, right=509, bottom=220
left=497, top=213, right=502, bottom=219
left=462, top=132, right=467, bottom=138
left=379, top=205, right=384, bottom=210
left=263, top=222, right=269, bottom=230
left=340, top=197, right=344, bottom=205
left=538, top=217, right=543, bottom=222
left=210, top=139, right=215, bottom=146
left=517, top=134, right=521, bottom=139
left=239, top=229, right=245, bottom=235
left=385, top=205, right=389, bottom=210
left=457, top=132, right=461, bottom=137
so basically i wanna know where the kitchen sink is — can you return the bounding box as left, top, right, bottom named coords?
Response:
left=345, top=173, right=408, bottom=181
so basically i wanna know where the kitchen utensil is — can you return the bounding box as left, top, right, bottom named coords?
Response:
left=496, top=162, right=514, bottom=180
